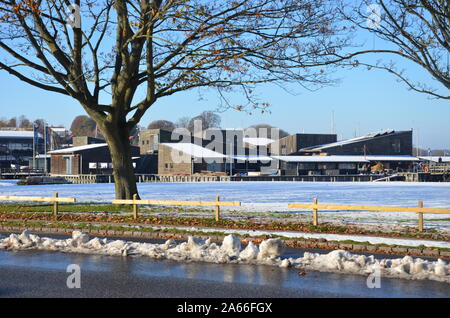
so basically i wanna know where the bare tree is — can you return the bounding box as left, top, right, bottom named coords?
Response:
left=188, top=111, right=221, bottom=132
left=341, top=0, right=449, bottom=99
left=0, top=115, right=33, bottom=128
left=0, top=0, right=357, bottom=198
left=0, top=116, right=16, bottom=128
left=147, top=119, right=175, bottom=131
left=18, top=115, right=32, bottom=128
left=7, top=117, right=17, bottom=128
left=247, top=124, right=289, bottom=139
left=176, top=116, right=191, bottom=129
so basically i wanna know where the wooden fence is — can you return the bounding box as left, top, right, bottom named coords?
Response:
left=0, top=193, right=76, bottom=219
left=112, top=194, right=241, bottom=221
left=288, top=198, right=450, bottom=232
left=1, top=193, right=450, bottom=232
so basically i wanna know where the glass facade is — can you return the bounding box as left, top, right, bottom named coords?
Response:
left=0, top=135, right=44, bottom=168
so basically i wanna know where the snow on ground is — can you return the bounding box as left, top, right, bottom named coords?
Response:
left=1, top=181, right=450, bottom=229
left=1, top=180, right=450, bottom=209
left=0, top=180, right=17, bottom=187
left=123, top=224, right=450, bottom=249
left=0, top=230, right=448, bottom=283
left=2, top=180, right=450, bottom=206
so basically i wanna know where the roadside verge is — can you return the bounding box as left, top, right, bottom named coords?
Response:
left=1, top=221, right=449, bottom=259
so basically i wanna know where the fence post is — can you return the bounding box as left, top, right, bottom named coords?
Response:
left=418, top=200, right=424, bottom=232
left=312, top=197, right=318, bottom=226
left=132, top=193, right=139, bottom=220
left=215, top=195, right=220, bottom=221
left=53, top=192, right=58, bottom=220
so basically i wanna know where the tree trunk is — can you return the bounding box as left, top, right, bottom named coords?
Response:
left=102, top=124, right=138, bottom=200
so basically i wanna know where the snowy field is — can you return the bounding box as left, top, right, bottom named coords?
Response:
left=1, top=180, right=450, bottom=230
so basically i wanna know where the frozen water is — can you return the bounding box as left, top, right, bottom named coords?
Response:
left=1, top=180, right=450, bottom=228
left=1, top=181, right=450, bottom=208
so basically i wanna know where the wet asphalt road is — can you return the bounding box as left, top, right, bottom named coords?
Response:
left=0, top=265, right=343, bottom=298
left=0, top=231, right=449, bottom=298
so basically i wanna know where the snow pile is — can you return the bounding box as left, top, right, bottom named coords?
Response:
left=0, top=231, right=281, bottom=265
left=239, top=242, right=259, bottom=261
left=0, top=231, right=449, bottom=283
left=221, top=234, right=241, bottom=257
left=258, top=238, right=284, bottom=260
left=0, top=182, right=15, bottom=187
left=287, top=250, right=449, bottom=283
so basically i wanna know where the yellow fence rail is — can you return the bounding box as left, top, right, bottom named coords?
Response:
left=112, top=194, right=241, bottom=221
left=2, top=193, right=449, bottom=233
left=0, top=193, right=76, bottom=219
left=288, top=198, right=450, bottom=231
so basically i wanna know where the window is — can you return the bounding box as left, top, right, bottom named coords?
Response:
left=338, top=163, right=356, bottom=169
left=318, top=163, right=338, bottom=170
left=298, top=163, right=316, bottom=169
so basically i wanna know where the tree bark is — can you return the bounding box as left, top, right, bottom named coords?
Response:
left=101, top=123, right=138, bottom=200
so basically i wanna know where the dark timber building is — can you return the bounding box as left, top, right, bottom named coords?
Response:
left=49, top=143, right=140, bottom=175
left=269, top=133, right=337, bottom=155
left=300, top=130, right=413, bottom=156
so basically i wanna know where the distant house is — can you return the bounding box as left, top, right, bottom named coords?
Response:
left=141, top=128, right=278, bottom=175
left=272, top=155, right=419, bottom=176
left=28, top=154, right=51, bottom=172
left=300, top=130, right=413, bottom=156
left=139, top=129, right=175, bottom=155
left=190, top=128, right=278, bottom=159
left=48, top=143, right=140, bottom=175
left=269, top=133, right=337, bottom=155
left=158, top=142, right=274, bottom=175
left=158, top=143, right=227, bottom=175
left=142, top=127, right=419, bottom=177
left=0, top=130, right=43, bottom=168
left=49, top=126, right=70, bottom=138
left=419, top=156, right=450, bottom=172
left=72, top=136, right=106, bottom=147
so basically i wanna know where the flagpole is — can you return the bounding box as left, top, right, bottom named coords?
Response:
left=44, top=121, right=47, bottom=174
left=32, top=121, right=36, bottom=171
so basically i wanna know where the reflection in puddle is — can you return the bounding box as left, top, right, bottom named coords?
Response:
left=0, top=249, right=449, bottom=297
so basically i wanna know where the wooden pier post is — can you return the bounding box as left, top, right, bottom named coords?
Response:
left=133, top=193, right=139, bottom=220
left=312, top=197, right=319, bottom=226
left=418, top=200, right=424, bottom=232
left=53, top=192, right=58, bottom=220
left=215, top=195, right=220, bottom=221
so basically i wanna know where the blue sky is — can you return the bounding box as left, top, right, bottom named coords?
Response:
left=0, top=23, right=449, bottom=149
